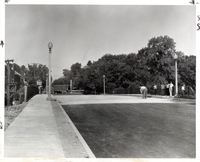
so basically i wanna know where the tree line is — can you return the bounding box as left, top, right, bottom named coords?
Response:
left=52, top=35, right=196, bottom=94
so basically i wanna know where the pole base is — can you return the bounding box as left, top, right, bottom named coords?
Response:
left=46, top=96, right=52, bottom=101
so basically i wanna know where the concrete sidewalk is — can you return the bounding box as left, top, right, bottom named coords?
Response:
left=4, top=94, right=95, bottom=158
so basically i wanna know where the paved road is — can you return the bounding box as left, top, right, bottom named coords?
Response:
left=55, top=94, right=195, bottom=158
left=55, top=94, right=195, bottom=105
left=4, top=94, right=195, bottom=158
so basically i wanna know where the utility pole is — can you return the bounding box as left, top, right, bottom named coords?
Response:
left=5, top=59, right=14, bottom=106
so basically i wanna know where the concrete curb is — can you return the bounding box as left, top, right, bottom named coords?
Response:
left=55, top=100, right=96, bottom=158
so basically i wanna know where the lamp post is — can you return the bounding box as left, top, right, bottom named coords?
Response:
left=103, top=75, right=105, bottom=94
left=46, top=42, right=53, bottom=101
left=174, top=53, right=178, bottom=97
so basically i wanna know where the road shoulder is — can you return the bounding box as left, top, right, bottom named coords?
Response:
left=51, top=100, right=96, bottom=158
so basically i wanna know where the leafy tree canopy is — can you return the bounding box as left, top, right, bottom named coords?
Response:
left=52, top=35, right=196, bottom=93
left=22, top=63, right=48, bottom=87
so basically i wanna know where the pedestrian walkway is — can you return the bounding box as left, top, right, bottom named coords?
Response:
left=4, top=94, right=95, bottom=158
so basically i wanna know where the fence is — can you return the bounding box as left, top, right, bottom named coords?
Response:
left=148, top=85, right=195, bottom=97
left=26, top=85, right=39, bottom=101
left=5, top=85, right=39, bottom=106
left=109, top=85, right=195, bottom=97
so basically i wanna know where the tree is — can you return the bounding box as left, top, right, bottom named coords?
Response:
left=52, top=77, right=69, bottom=86
left=24, top=63, right=48, bottom=87
left=87, top=60, right=92, bottom=66
left=53, top=35, right=196, bottom=94
left=69, top=62, right=82, bottom=89
left=137, top=35, right=178, bottom=85
left=71, top=62, right=81, bottom=76
left=62, top=69, right=72, bottom=85
left=178, top=55, right=196, bottom=88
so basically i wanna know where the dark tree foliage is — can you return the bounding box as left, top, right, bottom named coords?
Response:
left=87, top=60, right=92, bottom=66
left=178, top=55, right=196, bottom=89
left=71, top=62, right=81, bottom=77
left=52, top=35, right=196, bottom=93
left=22, top=63, right=48, bottom=87
left=52, top=77, right=69, bottom=86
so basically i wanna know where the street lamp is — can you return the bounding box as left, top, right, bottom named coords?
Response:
left=174, top=53, right=178, bottom=97
left=46, top=42, right=53, bottom=101
left=103, top=75, right=105, bottom=94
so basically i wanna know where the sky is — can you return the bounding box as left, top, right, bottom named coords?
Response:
left=5, top=4, right=196, bottom=80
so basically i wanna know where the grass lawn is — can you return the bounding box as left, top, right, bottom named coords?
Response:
left=62, top=102, right=195, bottom=158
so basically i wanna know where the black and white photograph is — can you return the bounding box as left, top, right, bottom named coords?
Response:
left=0, top=0, right=198, bottom=161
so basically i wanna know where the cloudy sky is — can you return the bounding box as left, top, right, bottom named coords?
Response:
left=5, top=4, right=196, bottom=80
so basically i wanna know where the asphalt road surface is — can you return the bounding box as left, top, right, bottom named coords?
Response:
left=55, top=95, right=195, bottom=158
